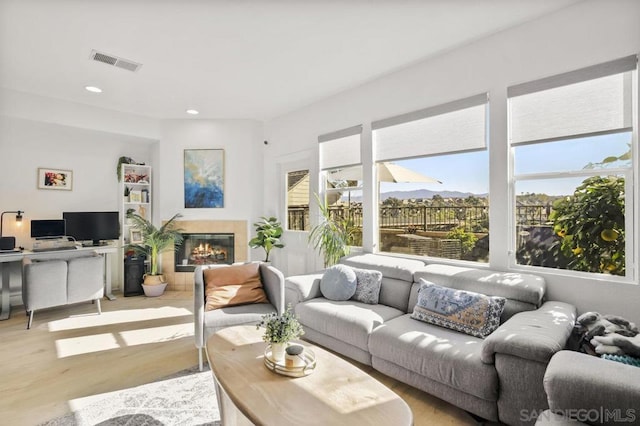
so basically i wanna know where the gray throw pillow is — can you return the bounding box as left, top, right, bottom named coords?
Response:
left=351, top=267, right=383, bottom=304
left=411, top=279, right=506, bottom=338
left=320, top=264, right=357, bottom=301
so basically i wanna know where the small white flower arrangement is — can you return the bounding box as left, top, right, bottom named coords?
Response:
left=257, top=304, right=304, bottom=344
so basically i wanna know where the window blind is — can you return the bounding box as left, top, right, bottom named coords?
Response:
left=318, top=125, right=362, bottom=170
left=509, top=55, right=636, bottom=146
left=372, top=94, right=488, bottom=162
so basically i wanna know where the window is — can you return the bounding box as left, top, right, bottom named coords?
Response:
left=510, top=55, right=636, bottom=278
left=318, top=125, right=363, bottom=246
left=286, top=170, right=310, bottom=231
left=372, top=94, right=489, bottom=262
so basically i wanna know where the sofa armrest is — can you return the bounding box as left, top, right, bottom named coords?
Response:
left=284, top=273, right=324, bottom=308
left=260, top=264, right=285, bottom=315
left=543, top=351, right=640, bottom=425
left=481, top=301, right=576, bottom=364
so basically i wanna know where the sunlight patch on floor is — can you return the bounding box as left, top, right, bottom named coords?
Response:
left=119, top=323, right=193, bottom=346
left=55, top=323, right=193, bottom=358
left=48, top=306, right=192, bottom=331
left=55, top=332, right=120, bottom=358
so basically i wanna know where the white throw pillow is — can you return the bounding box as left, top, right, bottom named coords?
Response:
left=320, top=264, right=357, bottom=301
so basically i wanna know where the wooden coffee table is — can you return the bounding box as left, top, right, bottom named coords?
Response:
left=206, top=325, right=413, bottom=426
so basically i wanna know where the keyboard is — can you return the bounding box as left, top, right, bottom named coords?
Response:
left=32, top=246, right=77, bottom=252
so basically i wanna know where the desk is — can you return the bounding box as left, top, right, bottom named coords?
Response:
left=0, top=245, right=118, bottom=320
left=0, top=252, right=24, bottom=320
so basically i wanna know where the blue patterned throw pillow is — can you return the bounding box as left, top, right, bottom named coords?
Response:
left=411, top=279, right=506, bottom=338
left=321, top=264, right=357, bottom=301
left=351, top=267, right=383, bottom=305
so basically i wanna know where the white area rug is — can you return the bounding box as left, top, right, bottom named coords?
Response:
left=41, top=366, right=220, bottom=425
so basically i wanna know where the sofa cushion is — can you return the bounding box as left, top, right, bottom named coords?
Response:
left=320, top=264, right=357, bottom=301
left=378, top=277, right=413, bottom=312
left=67, top=255, right=104, bottom=304
left=204, top=263, right=268, bottom=311
left=340, top=253, right=425, bottom=283
left=414, top=264, right=544, bottom=321
left=369, top=314, right=499, bottom=401
left=351, top=267, right=383, bottom=304
left=411, top=280, right=505, bottom=338
left=295, top=298, right=404, bottom=352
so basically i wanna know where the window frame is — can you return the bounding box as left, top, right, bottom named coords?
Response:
left=508, top=56, right=638, bottom=282
left=370, top=94, right=490, bottom=263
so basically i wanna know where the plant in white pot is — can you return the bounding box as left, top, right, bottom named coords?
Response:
left=126, top=212, right=183, bottom=297
left=248, top=216, right=285, bottom=263
left=257, top=305, right=304, bottom=362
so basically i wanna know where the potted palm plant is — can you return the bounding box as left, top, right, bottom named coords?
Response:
left=126, top=212, right=184, bottom=296
left=248, top=216, right=285, bottom=263
left=308, top=194, right=357, bottom=267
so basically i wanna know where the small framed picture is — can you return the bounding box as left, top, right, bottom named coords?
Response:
left=38, top=168, right=73, bottom=190
left=129, top=190, right=142, bottom=203
left=129, top=229, right=143, bottom=244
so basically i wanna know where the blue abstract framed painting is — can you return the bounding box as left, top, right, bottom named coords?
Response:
left=184, top=149, right=224, bottom=208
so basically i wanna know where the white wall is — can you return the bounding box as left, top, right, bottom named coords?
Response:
left=0, top=116, right=156, bottom=246
left=0, top=88, right=160, bottom=140
left=156, top=119, right=265, bottom=261
left=0, top=115, right=157, bottom=303
left=264, top=0, right=640, bottom=322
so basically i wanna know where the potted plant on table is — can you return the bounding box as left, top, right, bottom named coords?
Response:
left=257, top=305, right=304, bottom=362
left=248, top=216, right=285, bottom=263
left=126, top=212, right=184, bottom=297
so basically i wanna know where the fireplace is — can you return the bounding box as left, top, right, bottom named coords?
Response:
left=175, top=233, right=235, bottom=272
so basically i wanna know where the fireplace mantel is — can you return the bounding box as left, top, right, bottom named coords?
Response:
left=161, top=220, right=247, bottom=291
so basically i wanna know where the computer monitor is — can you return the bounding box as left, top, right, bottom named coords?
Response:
left=30, top=219, right=66, bottom=240
left=63, top=211, right=119, bottom=246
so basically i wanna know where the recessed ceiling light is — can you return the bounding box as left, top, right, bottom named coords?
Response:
left=186, top=109, right=199, bottom=115
left=85, top=86, right=102, bottom=93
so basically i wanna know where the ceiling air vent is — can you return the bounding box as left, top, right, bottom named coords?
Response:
left=89, top=50, right=142, bottom=72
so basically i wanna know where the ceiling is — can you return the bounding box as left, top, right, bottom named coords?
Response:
left=0, top=0, right=582, bottom=121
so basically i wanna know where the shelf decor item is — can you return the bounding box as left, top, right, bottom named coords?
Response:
left=184, top=149, right=224, bottom=208
left=257, top=305, right=304, bottom=362
left=117, top=157, right=133, bottom=181
left=37, top=168, right=72, bottom=191
left=248, top=216, right=285, bottom=263
left=129, top=190, right=142, bottom=203
left=126, top=212, right=184, bottom=297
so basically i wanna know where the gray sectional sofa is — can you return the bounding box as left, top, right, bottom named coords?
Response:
left=285, top=253, right=577, bottom=426
left=535, top=350, right=640, bottom=426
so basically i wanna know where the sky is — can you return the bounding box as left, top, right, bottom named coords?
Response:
left=378, top=132, right=631, bottom=197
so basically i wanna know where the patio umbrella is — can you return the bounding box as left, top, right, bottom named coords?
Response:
left=327, top=162, right=441, bottom=184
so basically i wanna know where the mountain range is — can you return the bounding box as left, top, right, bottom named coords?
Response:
left=344, top=189, right=488, bottom=202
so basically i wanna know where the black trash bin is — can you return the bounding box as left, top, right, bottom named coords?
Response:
left=124, top=255, right=146, bottom=297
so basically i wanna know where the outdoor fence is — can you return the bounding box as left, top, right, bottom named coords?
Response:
left=288, top=204, right=552, bottom=232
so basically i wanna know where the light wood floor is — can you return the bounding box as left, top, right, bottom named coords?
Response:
left=0, top=292, right=483, bottom=426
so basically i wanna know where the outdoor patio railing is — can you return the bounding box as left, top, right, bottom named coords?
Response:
left=287, top=204, right=552, bottom=232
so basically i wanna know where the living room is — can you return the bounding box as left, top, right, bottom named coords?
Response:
left=1, top=0, right=639, bottom=425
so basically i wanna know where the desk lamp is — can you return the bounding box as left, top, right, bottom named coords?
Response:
left=0, top=210, right=24, bottom=250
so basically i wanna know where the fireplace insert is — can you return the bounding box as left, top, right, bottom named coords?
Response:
left=175, top=233, right=234, bottom=272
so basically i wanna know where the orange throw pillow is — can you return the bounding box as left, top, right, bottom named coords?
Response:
left=204, top=263, right=268, bottom=311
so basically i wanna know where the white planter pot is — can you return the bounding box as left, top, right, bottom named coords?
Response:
left=271, top=342, right=286, bottom=362
left=141, top=282, right=167, bottom=297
